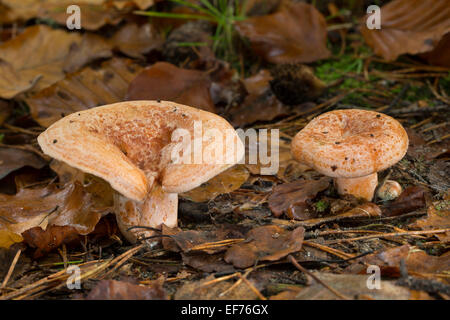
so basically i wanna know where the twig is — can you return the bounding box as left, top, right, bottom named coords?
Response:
left=1, top=249, right=21, bottom=289
left=287, top=255, right=350, bottom=300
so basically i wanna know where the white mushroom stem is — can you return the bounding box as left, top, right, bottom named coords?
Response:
left=334, top=173, right=378, bottom=201
left=114, top=184, right=178, bottom=243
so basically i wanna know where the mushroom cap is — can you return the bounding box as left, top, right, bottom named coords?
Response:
left=291, top=109, right=408, bottom=178
left=38, top=100, right=244, bottom=201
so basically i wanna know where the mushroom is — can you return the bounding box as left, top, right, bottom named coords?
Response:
left=38, top=100, right=244, bottom=243
left=377, top=180, right=402, bottom=201
left=291, top=109, right=408, bottom=201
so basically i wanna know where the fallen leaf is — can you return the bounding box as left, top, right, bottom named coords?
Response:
left=361, top=0, right=450, bottom=61
left=0, top=230, right=24, bottom=249
left=63, top=33, right=113, bottom=73
left=110, top=23, right=162, bottom=59
left=346, top=245, right=450, bottom=277
left=181, top=165, right=249, bottom=202
left=413, top=201, right=450, bottom=242
left=174, top=274, right=259, bottom=300
left=86, top=278, right=167, bottom=300
left=235, top=2, right=331, bottom=64
left=126, top=62, right=216, bottom=112
left=382, top=186, right=426, bottom=217
left=26, top=58, right=142, bottom=127
left=162, top=225, right=247, bottom=254
left=224, top=225, right=305, bottom=269
left=295, top=273, right=412, bottom=300
left=0, top=25, right=81, bottom=98
left=22, top=215, right=118, bottom=257
left=0, top=147, right=47, bottom=180
left=268, top=178, right=331, bottom=218
left=420, top=33, right=450, bottom=67
left=181, top=252, right=235, bottom=273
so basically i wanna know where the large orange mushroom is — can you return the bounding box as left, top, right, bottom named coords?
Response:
left=291, top=109, right=408, bottom=201
left=38, top=101, right=244, bottom=242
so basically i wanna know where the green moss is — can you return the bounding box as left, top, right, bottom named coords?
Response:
left=315, top=200, right=329, bottom=213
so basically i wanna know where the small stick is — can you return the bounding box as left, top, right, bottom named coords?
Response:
left=1, top=249, right=21, bottom=289
left=324, top=228, right=450, bottom=244
left=288, top=255, right=350, bottom=300
left=237, top=273, right=267, bottom=300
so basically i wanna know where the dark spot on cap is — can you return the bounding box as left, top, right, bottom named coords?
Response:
left=335, top=141, right=341, bottom=145
left=370, top=134, right=374, bottom=137
left=78, top=113, right=81, bottom=116
left=61, top=113, right=65, bottom=117
left=376, top=114, right=381, bottom=118
left=331, top=165, right=338, bottom=171
left=322, top=131, right=328, bottom=134
left=53, top=139, right=57, bottom=144
left=182, top=114, right=187, bottom=117
left=157, top=99, right=161, bottom=103
left=57, top=91, right=70, bottom=100
left=69, top=120, right=74, bottom=123
left=424, top=38, right=434, bottom=46
left=345, top=157, right=348, bottom=160
left=173, top=107, right=177, bottom=112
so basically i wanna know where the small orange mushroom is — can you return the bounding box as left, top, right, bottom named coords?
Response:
left=38, top=101, right=244, bottom=243
left=291, top=109, right=408, bottom=201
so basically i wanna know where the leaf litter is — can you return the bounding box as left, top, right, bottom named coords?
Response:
left=0, top=0, right=449, bottom=301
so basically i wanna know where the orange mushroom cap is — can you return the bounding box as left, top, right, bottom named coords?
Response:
left=291, top=109, right=408, bottom=178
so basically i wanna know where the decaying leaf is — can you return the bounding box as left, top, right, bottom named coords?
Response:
left=181, top=252, right=235, bottom=273
left=346, top=245, right=450, bottom=277
left=382, top=186, right=426, bottom=217
left=413, top=201, right=450, bottom=242
left=0, top=230, right=24, bottom=249
left=126, top=62, right=216, bottom=112
left=26, top=58, right=142, bottom=127
left=181, top=165, right=249, bottom=202
left=235, top=2, right=330, bottom=64
left=0, top=147, right=47, bottom=180
left=224, top=225, right=305, bottom=269
left=162, top=224, right=247, bottom=254
left=295, top=273, right=412, bottom=300
left=86, top=278, right=167, bottom=300
left=268, top=177, right=331, bottom=218
left=174, top=274, right=259, bottom=300
left=361, top=0, right=450, bottom=61
left=0, top=181, right=113, bottom=249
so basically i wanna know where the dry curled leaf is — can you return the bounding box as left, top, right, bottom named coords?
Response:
left=361, top=0, right=450, bottom=61
left=26, top=58, right=142, bottom=127
left=126, top=62, right=216, bottom=113
left=86, top=278, right=167, bottom=300
left=181, top=165, right=249, bottom=202
left=412, top=201, right=450, bottom=242
left=268, top=177, right=331, bottom=218
left=224, top=225, right=305, bottom=269
left=235, top=2, right=330, bottom=64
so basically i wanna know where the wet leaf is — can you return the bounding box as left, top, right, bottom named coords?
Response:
left=26, top=58, right=142, bottom=127
left=224, top=225, right=305, bottom=269
left=0, top=230, right=23, bottom=249
left=235, top=2, right=330, bottom=64
left=0, top=147, right=47, bottom=180
left=181, top=165, right=249, bottom=202
left=86, top=278, right=167, bottom=300
left=126, top=62, right=216, bottom=113
left=110, top=23, right=162, bottom=59
left=268, top=178, right=331, bottom=218
left=361, top=0, right=450, bottom=61
left=382, top=186, right=426, bottom=217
